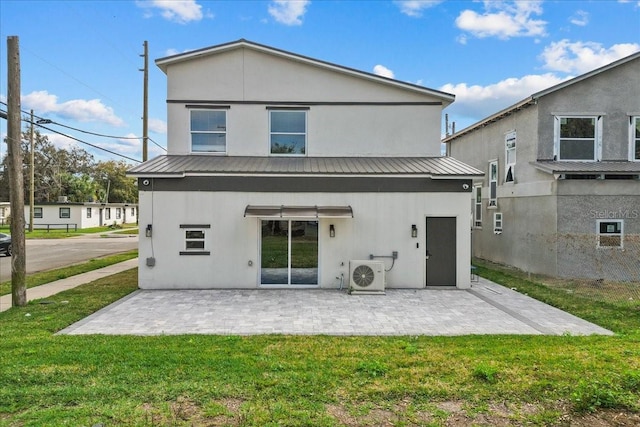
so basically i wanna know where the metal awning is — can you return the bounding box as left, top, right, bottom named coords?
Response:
left=244, top=205, right=353, bottom=218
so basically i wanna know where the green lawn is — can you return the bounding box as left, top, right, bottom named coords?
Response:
left=0, top=250, right=138, bottom=297
left=0, top=224, right=139, bottom=239
left=0, top=266, right=639, bottom=426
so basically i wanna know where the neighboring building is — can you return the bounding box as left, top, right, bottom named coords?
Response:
left=0, top=202, right=9, bottom=226
left=445, top=52, right=640, bottom=281
left=25, top=200, right=138, bottom=230
left=128, top=39, right=482, bottom=290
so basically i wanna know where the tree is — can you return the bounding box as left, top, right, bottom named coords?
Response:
left=91, top=160, right=138, bottom=203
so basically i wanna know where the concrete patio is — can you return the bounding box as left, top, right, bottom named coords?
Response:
left=60, top=277, right=612, bottom=336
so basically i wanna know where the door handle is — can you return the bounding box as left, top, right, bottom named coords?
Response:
left=426, top=250, right=431, bottom=260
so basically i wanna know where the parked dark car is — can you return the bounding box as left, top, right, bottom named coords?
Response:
left=0, top=233, right=11, bottom=256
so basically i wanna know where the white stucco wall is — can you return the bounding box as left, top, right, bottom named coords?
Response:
left=137, top=190, right=471, bottom=290
left=164, top=47, right=445, bottom=157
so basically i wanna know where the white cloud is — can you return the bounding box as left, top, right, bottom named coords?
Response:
left=569, top=10, right=589, bottom=26
left=455, top=0, right=547, bottom=40
left=540, top=40, right=640, bottom=74
left=22, top=91, right=125, bottom=127
left=44, top=132, right=80, bottom=151
left=394, top=0, right=443, bottom=17
left=373, top=64, right=395, bottom=79
left=268, top=0, right=310, bottom=26
left=440, top=73, right=570, bottom=123
left=149, top=118, right=168, bottom=134
left=136, top=0, right=205, bottom=24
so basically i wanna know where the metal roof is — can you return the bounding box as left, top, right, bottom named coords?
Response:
left=128, top=155, right=484, bottom=178
left=244, top=205, right=353, bottom=218
left=533, top=161, right=640, bottom=174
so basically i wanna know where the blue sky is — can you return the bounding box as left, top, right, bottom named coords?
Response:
left=1, top=0, right=639, bottom=163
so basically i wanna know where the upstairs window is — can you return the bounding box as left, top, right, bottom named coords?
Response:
left=505, top=131, right=516, bottom=183
left=631, top=116, right=640, bottom=161
left=597, top=220, right=623, bottom=248
left=473, top=185, right=482, bottom=228
left=270, top=110, right=306, bottom=155
left=554, top=116, right=601, bottom=161
left=489, top=160, right=498, bottom=207
left=190, top=109, right=226, bottom=153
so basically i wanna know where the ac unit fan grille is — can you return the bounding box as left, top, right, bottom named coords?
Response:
left=352, top=265, right=375, bottom=288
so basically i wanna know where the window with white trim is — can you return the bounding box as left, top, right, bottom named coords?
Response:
left=489, top=160, right=498, bottom=207
left=180, top=224, right=211, bottom=255
left=554, top=116, right=602, bottom=161
left=190, top=109, right=226, bottom=153
left=505, top=131, right=516, bottom=183
left=597, top=220, right=623, bottom=248
left=105, top=208, right=111, bottom=220
left=473, top=185, right=482, bottom=228
left=493, top=212, right=503, bottom=234
left=59, top=207, right=70, bottom=219
left=34, top=207, right=43, bottom=218
left=631, top=116, right=640, bottom=161
left=270, top=110, right=306, bottom=155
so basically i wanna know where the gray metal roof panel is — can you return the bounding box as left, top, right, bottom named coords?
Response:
left=533, top=161, right=640, bottom=174
left=128, top=155, right=484, bottom=177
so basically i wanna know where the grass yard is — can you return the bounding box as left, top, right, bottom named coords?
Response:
left=0, top=266, right=639, bottom=426
left=0, top=223, right=139, bottom=239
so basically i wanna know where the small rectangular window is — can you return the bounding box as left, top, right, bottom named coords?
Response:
left=270, top=110, right=306, bottom=155
left=473, top=185, right=482, bottom=228
left=180, top=226, right=210, bottom=255
left=59, top=207, right=71, bottom=219
left=597, top=220, right=623, bottom=248
left=105, top=208, right=111, bottom=220
left=87, top=207, right=92, bottom=218
left=116, top=208, right=122, bottom=219
left=493, top=212, right=503, bottom=234
left=34, top=207, right=43, bottom=218
left=505, top=131, right=516, bottom=183
left=489, top=160, right=498, bottom=207
left=190, top=109, right=226, bottom=153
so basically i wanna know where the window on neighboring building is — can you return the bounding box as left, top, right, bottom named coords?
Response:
left=86, top=207, right=92, bottom=218
left=555, top=116, right=601, bottom=161
left=105, top=208, right=111, bottom=220
left=493, top=212, right=503, bottom=233
left=190, top=109, right=226, bottom=153
left=116, top=208, right=121, bottom=219
left=270, top=110, right=306, bottom=155
left=131, top=207, right=136, bottom=216
left=631, top=116, right=640, bottom=161
left=59, top=207, right=70, bottom=219
left=489, top=160, right=498, bottom=207
left=473, top=185, right=482, bottom=228
left=179, top=224, right=211, bottom=255
left=34, top=207, right=43, bottom=218
left=597, top=220, right=623, bottom=248
left=505, top=131, right=516, bottom=183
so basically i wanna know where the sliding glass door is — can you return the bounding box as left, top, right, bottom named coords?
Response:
left=261, top=220, right=318, bottom=286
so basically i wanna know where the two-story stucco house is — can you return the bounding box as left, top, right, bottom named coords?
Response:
left=128, top=40, right=482, bottom=290
left=445, top=52, right=640, bottom=281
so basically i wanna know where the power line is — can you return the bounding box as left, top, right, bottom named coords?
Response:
left=0, top=108, right=141, bottom=163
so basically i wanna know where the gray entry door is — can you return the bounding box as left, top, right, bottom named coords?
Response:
left=426, top=217, right=456, bottom=286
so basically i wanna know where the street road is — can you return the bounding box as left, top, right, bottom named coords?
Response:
left=0, top=235, right=138, bottom=282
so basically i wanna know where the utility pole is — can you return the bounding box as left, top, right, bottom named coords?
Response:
left=140, top=40, right=148, bottom=162
left=29, top=109, right=34, bottom=233
left=7, top=35, right=26, bottom=306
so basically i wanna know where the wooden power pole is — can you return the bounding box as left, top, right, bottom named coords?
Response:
left=7, top=36, right=26, bottom=306
left=140, top=40, right=148, bottom=162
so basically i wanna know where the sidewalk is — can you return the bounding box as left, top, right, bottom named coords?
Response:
left=0, top=258, right=138, bottom=313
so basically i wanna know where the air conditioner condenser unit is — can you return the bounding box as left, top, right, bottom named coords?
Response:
left=349, top=260, right=385, bottom=294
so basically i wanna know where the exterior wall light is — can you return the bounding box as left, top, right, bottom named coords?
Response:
left=329, top=224, right=335, bottom=238
left=411, top=224, right=418, bottom=238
